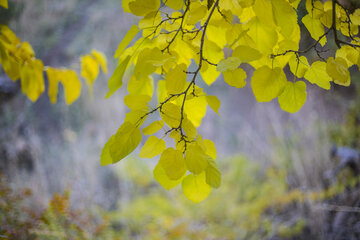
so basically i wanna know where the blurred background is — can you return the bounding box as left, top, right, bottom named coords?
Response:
left=1, top=0, right=360, bottom=239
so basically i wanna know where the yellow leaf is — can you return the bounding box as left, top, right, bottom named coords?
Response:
left=335, top=45, right=359, bottom=67
left=114, top=25, right=139, bottom=59
left=185, top=143, right=209, bottom=174
left=203, top=139, right=216, bottom=160
left=46, top=67, right=59, bottom=104
left=184, top=96, right=207, bottom=127
left=46, top=67, right=81, bottom=105
left=205, top=159, right=221, bottom=188
left=165, top=0, right=183, bottom=10
left=20, top=59, right=44, bottom=102
left=0, top=0, right=8, bottom=9
left=91, top=49, right=108, bottom=74
left=128, top=0, right=160, bottom=16
left=232, top=45, right=262, bottom=63
left=251, top=66, right=287, bottom=102
left=351, top=9, right=360, bottom=25
left=61, top=70, right=82, bottom=105
left=142, top=120, right=164, bottom=135
left=288, top=55, right=310, bottom=78
left=80, top=55, right=99, bottom=95
left=223, top=68, right=247, bottom=88
left=326, top=57, right=350, bottom=86
left=159, top=148, right=187, bottom=180
left=182, top=172, right=211, bottom=203
left=106, top=55, right=131, bottom=98
left=165, top=63, right=187, bottom=94
left=216, top=57, right=242, bottom=72
left=302, top=14, right=326, bottom=46
left=124, top=94, right=151, bottom=110
left=206, top=95, right=220, bottom=115
left=304, top=61, right=332, bottom=89
left=278, top=81, right=307, bottom=113
left=272, top=0, right=298, bottom=38
left=246, top=18, right=278, bottom=54
left=153, top=163, right=183, bottom=190
left=139, top=136, right=166, bottom=158
left=108, top=122, right=142, bottom=163
left=200, top=62, right=221, bottom=85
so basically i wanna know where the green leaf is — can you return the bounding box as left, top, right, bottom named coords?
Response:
left=159, top=148, right=187, bottom=180
left=278, top=81, right=307, bottom=113
left=109, top=122, right=142, bottom=163
left=203, top=139, right=216, bottom=160
left=139, top=136, right=166, bottom=158
left=182, top=173, right=211, bottom=203
left=251, top=66, right=287, bottom=102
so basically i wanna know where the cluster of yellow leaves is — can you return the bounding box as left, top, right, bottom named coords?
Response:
left=0, top=23, right=107, bottom=104
left=99, top=0, right=360, bottom=202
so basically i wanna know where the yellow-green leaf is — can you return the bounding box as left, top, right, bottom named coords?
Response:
left=304, top=61, right=332, bottom=89
left=114, top=25, right=139, bottom=59
left=206, top=95, right=220, bottom=115
left=223, top=68, right=247, bottom=88
left=159, top=148, right=187, bottom=180
left=142, top=120, right=164, bottom=135
left=205, top=159, right=221, bottom=188
left=232, top=45, right=262, bottom=63
left=100, top=135, right=115, bottom=166
left=139, top=136, right=166, bottom=158
left=165, top=64, right=187, bottom=94
left=109, top=122, right=142, bottom=163
left=161, top=102, right=182, bottom=128
left=278, top=81, right=307, bottom=113
left=128, top=0, right=160, bottom=16
left=288, top=55, right=310, bottom=78
left=106, top=55, right=131, bottom=98
left=251, top=66, right=287, bottom=102
left=186, top=1, right=207, bottom=25
left=216, top=57, right=242, bottom=72
left=153, top=163, right=183, bottom=190
left=204, top=139, right=216, bottom=160
left=124, top=94, right=151, bottom=110
left=185, top=143, right=209, bottom=174
left=183, top=118, right=197, bottom=140
left=182, top=172, right=211, bottom=203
